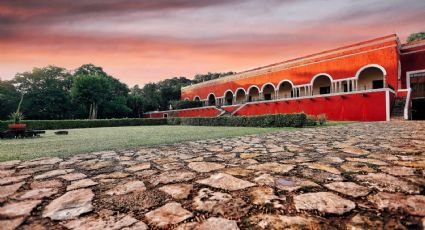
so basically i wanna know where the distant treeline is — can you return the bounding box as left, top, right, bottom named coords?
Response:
left=0, top=64, right=234, bottom=120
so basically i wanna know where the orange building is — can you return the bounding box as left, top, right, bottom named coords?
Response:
left=146, top=35, right=425, bottom=121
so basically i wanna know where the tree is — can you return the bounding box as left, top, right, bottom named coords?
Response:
left=71, top=74, right=110, bottom=119
left=74, top=64, right=131, bottom=118
left=407, top=32, right=425, bottom=43
left=192, top=72, right=235, bottom=84
left=127, top=94, right=144, bottom=118
left=12, top=66, right=73, bottom=119
left=0, top=79, right=20, bottom=119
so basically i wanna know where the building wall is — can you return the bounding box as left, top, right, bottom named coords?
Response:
left=182, top=35, right=399, bottom=100
left=234, top=90, right=389, bottom=121
left=400, top=42, right=425, bottom=89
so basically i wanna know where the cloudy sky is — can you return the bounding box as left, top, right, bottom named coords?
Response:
left=1, top=0, right=424, bottom=86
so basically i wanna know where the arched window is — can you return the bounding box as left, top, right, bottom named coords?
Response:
left=312, top=75, right=332, bottom=95
left=357, top=66, right=385, bottom=90
left=235, top=88, right=246, bottom=104
left=224, top=91, right=234, bottom=105
left=278, top=81, right=293, bottom=98
left=262, top=83, right=276, bottom=100
left=207, top=94, right=216, bottom=106
left=248, top=86, right=260, bottom=102
left=194, top=96, right=201, bottom=102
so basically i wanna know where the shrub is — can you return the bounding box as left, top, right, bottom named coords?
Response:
left=0, top=118, right=167, bottom=130
left=317, top=114, right=327, bottom=126
left=305, top=115, right=317, bottom=126
left=170, top=100, right=203, bottom=110
left=167, top=113, right=307, bottom=128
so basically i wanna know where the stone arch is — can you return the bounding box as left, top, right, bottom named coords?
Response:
left=224, top=90, right=234, bottom=105
left=207, top=93, right=216, bottom=106
left=261, top=83, right=276, bottom=100
left=235, top=88, right=246, bottom=104
left=278, top=80, right=294, bottom=98
left=312, top=74, right=333, bottom=95
left=248, top=85, right=260, bottom=102
left=356, top=65, right=386, bottom=90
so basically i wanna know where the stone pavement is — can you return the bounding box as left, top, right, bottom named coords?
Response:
left=0, top=121, right=424, bottom=229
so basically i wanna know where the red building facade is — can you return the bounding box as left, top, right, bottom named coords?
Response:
left=145, top=35, right=425, bottom=121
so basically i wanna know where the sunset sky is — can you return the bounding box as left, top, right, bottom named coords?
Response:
left=1, top=0, right=424, bottom=86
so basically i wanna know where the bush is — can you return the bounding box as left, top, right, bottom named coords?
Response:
left=170, top=100, right=203, bottom=110
left=0, top=118, right=167, bottom=130
left=305, top=115, right=318, bottom=126
left=167, top=113, right=307, bottom=128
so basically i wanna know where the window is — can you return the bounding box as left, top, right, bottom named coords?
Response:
left=163, top=114, right=168, bottom=118
left=372, top=80, right=384, bottom=89
left=264, top=94, right=272, bottom=100
left=320, top=86, right=331, bottom=95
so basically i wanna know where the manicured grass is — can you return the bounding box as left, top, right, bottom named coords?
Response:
left=0, top=125, right=283, bottom=161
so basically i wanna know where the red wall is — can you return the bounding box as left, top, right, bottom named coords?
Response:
left=400, top=43, right=425, bottom=89
left=234, top=91, right=387, bottom=121
left=182, top=35, right=399, bottom=100
left=222, top=105, right=241, bottom=113
left=176, top=107, right=220, bottom=117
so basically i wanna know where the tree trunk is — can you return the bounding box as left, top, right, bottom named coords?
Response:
left=88, top=103, right=93, bottom=120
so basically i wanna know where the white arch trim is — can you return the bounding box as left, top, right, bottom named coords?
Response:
left=355, top=64, right=387, bottom=79
left=223, top=89, right=234, bottom=97
left=235, top=87, right=247, bottom=95
left=206, top=93, right=216, bottom=101
left=277, top=80, right=295, bottom=89
left=260, top=82, right=276, bottom=92
left=247, top=85, right=261, bottom=94
left=193, top=95, right=201, bottom=101
left=310, top=73, right=334, bottom=84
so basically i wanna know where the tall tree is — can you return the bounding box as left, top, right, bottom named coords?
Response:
left=407, top=32, right=425, bottom=42
left=0, top=79, right=20, bottom=119
left=71, top=74, right=110, bottom=119
left=12, top=66, right=73, bottom=119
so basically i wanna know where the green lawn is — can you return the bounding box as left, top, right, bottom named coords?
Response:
left=0, top=126, right=284, bottom=161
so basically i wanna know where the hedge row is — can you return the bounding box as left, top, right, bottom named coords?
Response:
left=167, top=113, right=309, bottom=128
left=0, top=113, right=314, bottom=130
left=0, top=118, right=167, bottom=130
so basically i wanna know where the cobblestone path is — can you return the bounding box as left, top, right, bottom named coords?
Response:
left=0, top=121, right=424, bottom=229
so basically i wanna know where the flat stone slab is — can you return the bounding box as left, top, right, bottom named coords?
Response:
left=150, top=170, right=196, bottom=186
left=247, top=163, right=294, bottom=174
left=0, top=217, right=25, bottom=230
left=368, top=192, right=425, bottom=216
left=106, top=180, right=146, bottom=195
left=64, top=213, right=139, bottom=230
left=126, top=163, right=151, bottom=172
left=60, top=172, right=87, bottom=181
left=188, top=161, right=225, bottom=173
left=159, top=184, right=192, bottom=199
left=67, top=179, right=98, bottom=191
left=275, top=177, right=320, bottom=192
left=356, top=173, right=420, bottom=194
left=0, top=175, right=30, bottom=186
left=0, top=200, right=42, bottom=218
left=197, top=173, right=255, bottom=191
left=294, top=192, right=355, bottom=215
left=145, top=202, right=193, bottom=228
left=248, top=214, right=320, bottom=229
left=0, top=182, right=25, bottom=199
left=14, top=188, right=58, bottom=200
left=43, top=188, right=94, bottom=220
left=324, top=182, right=370, bottom=197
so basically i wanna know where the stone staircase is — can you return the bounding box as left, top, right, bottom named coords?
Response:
left=391, top=97, right=406, bottom=120
left=216, top=106, right=233, bottom=117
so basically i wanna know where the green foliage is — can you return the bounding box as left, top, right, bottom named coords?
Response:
left=0, top=118, right=166, bottom=130
left=167, top=113, right=307, bottom=128
left=12, top=66, right=73, bottom=119
left=170, top=100, right=203, bottom=110
left=407, top=32, right=425, bottom=42
left=0, top=80, right=20, bottom=119
left=192, top=72, right=235, bottom=84
left=9, top=112, right=24, bottom=124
